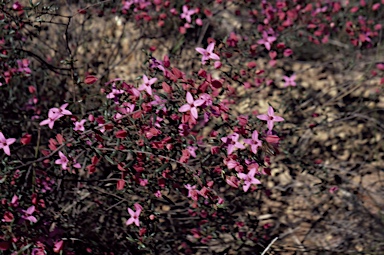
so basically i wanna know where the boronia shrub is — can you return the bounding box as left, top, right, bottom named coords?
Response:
left=1, top=0, right=382, bottom=254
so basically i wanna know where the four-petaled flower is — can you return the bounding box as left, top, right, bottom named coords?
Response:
left=55, top=151, right=69, bottom=170
left=257, top=106, right=284, bottom=131
left=106, top=88, right=125, bottom=99
left=195, top=43, right=220, bottom=65
left=221, top=133, right=245, bottom=155
left=184, top=184, right=199, bottom=201
left=237, top=168, right=261, bottom=192
left=73, top=119, right=86, bottom=132
left=179, top=92, right=205, bottom=119
left=49, top=103, right=72, bottom=118
left=150, top=95, right=167, bottom=112
left=244, top=130, right=262, bottom=154
left=180, top=5, right=196, bottom=23
left=138, top=75, right=157, bottom=96
left=22, top=205, right=37, bottom=223
left=0, top=132, right=16, bottom=156
left=40, top=103, right=72, bottom=129
left=257, top=31, right=276, bottom=51
left=126, top=203, right=142, bottom=227
left=283, top=74, right=296, bottom=87
left=187, top=146, right=198, bottom=158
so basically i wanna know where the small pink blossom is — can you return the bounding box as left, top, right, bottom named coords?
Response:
left=0, top=132, right=16, bottom=156
left=237, top=168, right=261, bottom=192
left=22, top=205, right=37, bottom=223
left=16, top=59, right=31, bottom=74
left=150, top=95, right=167, bottom=112
left=180, top=5, right=196, bottom=23
left=49, top=103, right=72, bottom=118
left=39, top=110, right=61, bottom=129
left=187, top=146, right=197, bottom=158
left=257, top=106, right=284, bottom=131
left=179, top=92, right=205, bottom=119
left=184, top=184, right=199, bottom=201
left=126, top=203, right=142, bottom=227
left=195, top=43, right=220, bottom=65
left=138, top=75, right=157, bottom=96
left=257, top=31, right=276, bottom=51
left=154, top=190, right=162, bottom=198
left=73, top=119, right=86, bottom=132
left=283, top=74, right=296, bottom=87
left=244, top=130, right=262, bottom=154
left=55, top=151, right=69, bottom=170
left=221, top=133, right=245, bottom=155
left=106, top=88, right=125, bottom=100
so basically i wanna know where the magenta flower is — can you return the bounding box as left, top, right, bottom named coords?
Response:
left=49, top=103, right=72, bottom=118
left=0, top=132, right=16, bottom=156
left=138, top=75, right=157, bottom=96
left=257, top=106, right=284, bottom=131
left=179, top=92, right=205, bottom=119
left=40, top=103, right=72, bottom=129
left=55, top=151, right=69, bottom=170
left=221, top=133, right=245, bottom=155
left=195, top=43, right=220, bottom=65
left=22, top=205, right=37, bottom=223
left=257, top=31, right=276, bottom=51
left=73, top=119, right=86, bottom=132
left=184, top=184, right=199, bottom=201
left=283, top=74, right=296, bottom=87
left=180, top=5, right=195, bottom=23
left=39, top=110, right=61, bottom=129
left=187, top=146, right=197, bottom=158
left=237, top=168, right=261, bottom=192
left=106, top=88, right=125, bottom=100
left=17, top=59, right=31, bottom=74
left=150, top=95, right=167, bottom=112
left=126, top=203, right=142, bottom=227
left=244, top=130, right=262, bottom=154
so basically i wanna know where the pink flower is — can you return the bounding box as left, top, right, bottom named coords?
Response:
left=17, top=59, right=31, bottom=74
left=237, top=168, right=261, bottom=192
left=187, top=146, right=197, bottom=158
left=178, top=92, right=205, bottom=119
left=0, top=132, right=16, bottom=156
left=39, top=110, right=61, bottom=129
left=226, top=176, right=239, bottom=188
left=126, top=203, right=142, bottom=227
left=73, top=119, right=86, bottom=132
left=40, top=104, right=72, bottom=129
left=180, top=5, right=196, bottom=23
left=257, top=31, right=276, bottom=51
left=244, top=130, right=262, bottom=154
left=154, top=190, right=162, bottom=198
left=106, top=88, right=125, bottom=99
left=138, top=75, right=157, bottom=96
left=221, top=133, right=245, bottom=155
left=226, top=159, right=240, bottom=170
left=257, top=106, right=284, bottom=131
left=184, top=184, right=199, bottom=201
left=283, top=74, right=296, bottom=87
left=55, top=151, right=69, bottom=170
left=150, top=95, right=167, bottom=112
left=195, top=43, right=220, bottom=65
left=22, top=205, right=37, bottom=223
left=49, top=103, right=72, bottom=118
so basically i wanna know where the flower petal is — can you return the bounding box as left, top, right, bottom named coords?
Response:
left=186, top=92, right=194, bottom=104
left=207, top=42, right=215, bottom=53
left=179, top=104, right=191, bottom=112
